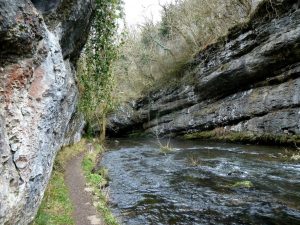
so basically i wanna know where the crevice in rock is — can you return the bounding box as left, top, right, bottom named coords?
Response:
left=142, top=103, right=300, bottom=137
left=30, top=0, right=61, bottom=13
left=10, top=150, right=23, bottom=185
left=0, top=0, right=94, bottom=223
left=192, top=105, right=300, bottom=135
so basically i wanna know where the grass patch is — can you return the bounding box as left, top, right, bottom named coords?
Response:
left=157, top=138, right=173, bottom=155
left=230, top=180, right=254, bottom=189
left=160, top=145, right=173, bottom=154
left=291, top=153, right=300, bottom=161
left=33, top=139, right=118, bottom=225
left=32, top=140, right=87, bottom=225
left=279, top=148, right=300, bottom=162
left=184, top=128, right=300, bottom=147
left=186, top=154, right=201, bottom=167
left=82, top=141, right=119, bottom=225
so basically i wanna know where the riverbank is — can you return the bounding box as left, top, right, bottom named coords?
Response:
left=32, top=139, right=118, bottom=225
left=183, top=129, right=300, bottom=148
left=81, top=141, right=119, bottom=225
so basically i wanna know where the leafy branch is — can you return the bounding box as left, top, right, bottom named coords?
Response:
left=78, top=0, right=123, bottom=140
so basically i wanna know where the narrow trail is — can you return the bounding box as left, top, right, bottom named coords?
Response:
left=65, top=152, right=104, bottom=225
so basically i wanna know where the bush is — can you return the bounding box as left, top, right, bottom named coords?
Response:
left=78, top=0, right=123, bottom=138
left=112, top=0, right=253, bottom=102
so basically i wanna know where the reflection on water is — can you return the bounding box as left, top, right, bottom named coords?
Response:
left=101, top=139, right=300, bottom=225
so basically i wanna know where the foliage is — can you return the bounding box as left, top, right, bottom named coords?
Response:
left=32, top=140, right=87, bottom=225
left=231, top=180, right=254, bottom=189
left=82, top=141, right=119, bottom=225
left=78, top=0, right=123, bottom=137
left=280, top=148, right=300, bottom=161
left=160, top=145, right=173, bottom=154
left=157, top=138, right=173, bottom=154
left=291, top=153, right=300, bottom=161
left=33, top=139, right=118, bottom=225
left=186, top=154, right=201, bottom=167
left=113, top=0, right=253, bottom=102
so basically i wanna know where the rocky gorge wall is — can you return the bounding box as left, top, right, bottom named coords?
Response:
left=108, top=0, right=300, bottom=144
left=0, top=0, right=94, bottom=224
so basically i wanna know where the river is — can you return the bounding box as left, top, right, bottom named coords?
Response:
left=101, top=139, right=300, bottom=225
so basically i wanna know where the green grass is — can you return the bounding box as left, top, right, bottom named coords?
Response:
left=32, top=140, right=87, bottom=225
left=33, top=139, right=118, bottom=225
left=291, top=153, right=300, bottom=161
left=160, top=145, right=173, bottom=154
left=82, top=141, right=119, bottom=225
left=33, top=172, right=74, bottom=225
left=157, top=138, right=174, bottom=155
left=231, top=181, right=253, bottom=189
left=280, top=148, right=300, bottom=162
left=186, top=154, right=201, bottom=167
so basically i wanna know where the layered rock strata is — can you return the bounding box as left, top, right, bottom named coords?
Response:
left=108, top=0, right=300, bottom=141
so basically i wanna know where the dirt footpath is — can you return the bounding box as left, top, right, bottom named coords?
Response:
left=65, top=152, right=104, bottom=225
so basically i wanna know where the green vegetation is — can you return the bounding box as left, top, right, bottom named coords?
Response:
left=32, top=140, right=87, bottom=225
left=186, top=154, right=201, bottom=167
left=231, top=180, right=254, bottom=189
left=184, top=128, right=300, bottom=147
left=157, top=138, right=173, bottom=154
left=291, top=153, right=300, bottom=161
left=160, top=145, right=173, bottom=154
left=33, top=140, right=118, bottom=225
left=280, top=148, right=300, bottom=161
left=113, top=0, right=253, bottom=102
left=82, top=141, right=119, bottom=225
left=78, top=0, right=123, bottom=140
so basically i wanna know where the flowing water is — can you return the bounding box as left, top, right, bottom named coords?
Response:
left=101, top=139, right=300, bottom=225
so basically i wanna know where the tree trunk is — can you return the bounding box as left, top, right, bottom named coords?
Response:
left=100, top=116, right=106, bottom=142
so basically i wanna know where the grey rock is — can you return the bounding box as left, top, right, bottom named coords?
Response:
left=107, top=0, right=300, bottom=140
left=0, top=0, right=94, bottom=224
left=31, top=0, right=62, bottom=13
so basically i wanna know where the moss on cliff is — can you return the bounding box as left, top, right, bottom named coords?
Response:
left=184, top=128, right=300, bottom=147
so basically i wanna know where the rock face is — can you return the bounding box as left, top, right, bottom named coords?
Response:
left=0, top=0, right=94, bottom=224
left=108, top=0, right=300, bottom=140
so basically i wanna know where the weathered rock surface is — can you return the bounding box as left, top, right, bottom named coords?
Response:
left=108, top=0, right=300, bottom=140
left=0, top=0, right=94, bottom=224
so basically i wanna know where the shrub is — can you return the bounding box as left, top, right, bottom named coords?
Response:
left=78, top=0, right=123, bottom=139
left=112, top=0, right=254, bottom=102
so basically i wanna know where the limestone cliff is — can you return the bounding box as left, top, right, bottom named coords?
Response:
left=0, top=0, right=94, bottom=224
left=108, top=0, right=300, bottom=144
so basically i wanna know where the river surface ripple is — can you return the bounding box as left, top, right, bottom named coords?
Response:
left=101, top=139, right=300, bottom=225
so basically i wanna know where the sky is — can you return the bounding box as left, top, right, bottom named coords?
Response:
left=124, top=0, right=175, bottom=26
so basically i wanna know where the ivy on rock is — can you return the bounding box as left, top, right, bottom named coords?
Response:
left=78, top=0, right=123, bottom=140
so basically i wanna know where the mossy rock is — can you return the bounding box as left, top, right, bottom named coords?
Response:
left=231, top=180, right=253, bottom=189
left=183, top=129, right=300, bottom=147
